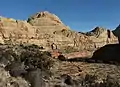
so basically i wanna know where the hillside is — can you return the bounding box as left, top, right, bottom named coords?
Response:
left=0, top=11, right=119, bottom=52
left=0, top=11, right=120, bottom=87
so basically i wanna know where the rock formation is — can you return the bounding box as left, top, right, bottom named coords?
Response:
left=113, top=24, right=120, bottom=37
left=92, top=44, right=120, bottom=63
left=112, top=24, right=120, bottom=43
left=0, top=11, right=119, bottom=53
left=0, top=11, right=120, bottom=87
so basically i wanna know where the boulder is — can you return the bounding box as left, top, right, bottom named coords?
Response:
left=92, top=44, right=120, bottom=63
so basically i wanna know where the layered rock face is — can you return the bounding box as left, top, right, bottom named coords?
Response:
left=0, top=17, right=35, bottom=44
left=56, top=27, right=118, bottom=51
left=0, top=11, right=119, bottom=52
left=86, top=27, right=118, bottom=48
left=0, top=11, right=72, bottom=51
left=28, top=11, right=63, bottom=26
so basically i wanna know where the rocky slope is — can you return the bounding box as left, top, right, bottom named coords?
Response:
left=0, top=11, right=119, bottom=53
left=0, top=67, right=29, bottom=87
left=0, top=11, right=120, bottom=87
left=0, top=44, right=59, bottom=87
left=0, top=44, right=120, bottom=87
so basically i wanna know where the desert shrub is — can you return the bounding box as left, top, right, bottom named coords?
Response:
left=21, top=51, right=54, bottom=70
left=19, top=45, right=58, bottom=73
left=84, top=74, right=97, bottom=83
left=58, top=55, right=66, bottom=61
left=101, top=75, right=120, bottom=87
left=1, top=44, right=59, bottom=76
left=22, top=44, right=41, bottom=50
left=80, top=74, right=120, bottom=87
left=64, top=46, right=79, bottom=53
left=2, top=44, right=60, bottom=87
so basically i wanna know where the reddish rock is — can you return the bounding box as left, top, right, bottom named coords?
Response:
left=51, top=50, right=62, bottom=58
left=64, top=51, right=92, bottom=59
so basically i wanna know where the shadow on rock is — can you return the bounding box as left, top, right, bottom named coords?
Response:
left=65, top=57, right=90, bottom=62
left=91, top=44, right=120, bottom=64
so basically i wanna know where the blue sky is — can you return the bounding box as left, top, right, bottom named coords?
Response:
left=0, top=0, right=120, bottom=32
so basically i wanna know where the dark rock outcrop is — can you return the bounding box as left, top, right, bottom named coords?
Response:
left=112, top=24, right=120, bottom=43
left=91, top=44, right=120, bottom=63
left=113, top=24, right=120, bottom=37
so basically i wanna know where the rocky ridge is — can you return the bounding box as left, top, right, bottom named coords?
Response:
left=0, top=11, right=119, bottom=53
left=0, top=11, right=120, bottom=87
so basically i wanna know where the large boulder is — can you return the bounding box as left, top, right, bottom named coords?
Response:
left=91, top=44, right=120, bottom=63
